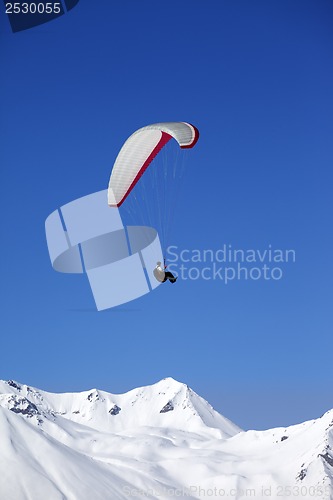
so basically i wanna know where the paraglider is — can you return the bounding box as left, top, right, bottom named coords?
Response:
left=153, top=261, right=177, bottom=284
left=108, top=121, right=199, bottom=286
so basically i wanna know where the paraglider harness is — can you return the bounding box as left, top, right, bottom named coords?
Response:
left=153, top=258, right=177, bottom=284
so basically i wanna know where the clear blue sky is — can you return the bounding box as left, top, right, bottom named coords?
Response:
left=0, top=0, right=332, bottom=430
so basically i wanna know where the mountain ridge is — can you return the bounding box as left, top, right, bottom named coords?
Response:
left=0, top=378, right=332, bottom=499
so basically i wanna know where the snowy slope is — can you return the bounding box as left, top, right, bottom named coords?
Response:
left=0, top=378, right=332, bottom=499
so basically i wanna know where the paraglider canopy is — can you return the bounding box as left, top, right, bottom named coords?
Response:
left=108, top=122, right=199, bottom=207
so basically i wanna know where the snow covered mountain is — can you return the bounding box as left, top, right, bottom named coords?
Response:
left=0, top=377, right=332, bottom=499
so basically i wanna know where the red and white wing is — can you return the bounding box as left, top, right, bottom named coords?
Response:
left=108, top=122, right=199, bottom=207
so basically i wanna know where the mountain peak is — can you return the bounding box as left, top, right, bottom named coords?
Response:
left=0, top=377, right=240, bottom=438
